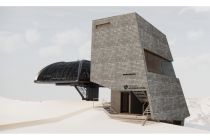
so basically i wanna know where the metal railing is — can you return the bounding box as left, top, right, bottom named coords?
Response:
left=92, top=98, right=99, bottom=108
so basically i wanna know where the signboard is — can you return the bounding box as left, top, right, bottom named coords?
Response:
left=123, top=85, right=146, bottom=90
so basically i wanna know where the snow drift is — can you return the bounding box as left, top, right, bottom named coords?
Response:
left=0, top=96, right=209, bottom=133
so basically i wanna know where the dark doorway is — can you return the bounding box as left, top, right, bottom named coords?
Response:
left=130, top=93, right=143, bottom=114
left=173, top=120, right=183, bottom=126
left=120, top=91, right=148, bottom=114
left=121, top=92, right=129, bottom=113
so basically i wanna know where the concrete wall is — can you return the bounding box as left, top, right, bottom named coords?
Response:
left=147, top=72, right=190, bottom=120
left=111, top=90, right=121, bottom=113
left=136, top=14, right=173, bottom=61
left=135, top=14, right=189, bottom=120
left=91, top=13, right=148, bottom=91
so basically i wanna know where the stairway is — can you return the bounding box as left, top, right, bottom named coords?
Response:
left=132, top=91, right=151, bottom=126
left=142, top=105, right=151, bottom=126
left=102, top=102, right=118, bottom=114
left=105, top=106, right=118, bottom=114
left=143, top=105, right=151, bottom=115
left=132, top=91, right=148, bottom=102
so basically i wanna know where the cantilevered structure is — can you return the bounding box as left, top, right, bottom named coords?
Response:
left=35, top=12, right=190, bottom=125
left=35, top=60, right=99, bottom=101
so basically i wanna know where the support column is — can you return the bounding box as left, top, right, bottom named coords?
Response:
left=129, top=92, right=131, bottom=114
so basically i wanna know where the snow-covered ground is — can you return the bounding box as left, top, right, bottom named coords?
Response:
left=185, top=97, right=210, bottom=131
left=0, top=96, right=209, bottom=133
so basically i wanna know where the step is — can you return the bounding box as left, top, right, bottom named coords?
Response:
left=136, top=98, right=147, bottom=101
left=134, top=93, right=146, bottom=96
left=135, top=94, right=146, bottom=96
left=110, top=114, right=148, bottom=120
left=135, top=96, right=146, bottom=98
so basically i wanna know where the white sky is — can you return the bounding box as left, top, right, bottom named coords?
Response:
left=0, top=7, right=210, bottom=100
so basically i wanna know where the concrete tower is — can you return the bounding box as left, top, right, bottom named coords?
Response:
left=90, top=13, right=189, bottom=125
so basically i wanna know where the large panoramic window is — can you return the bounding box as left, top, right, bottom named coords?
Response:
left=144, top=50, right=175, bottom=76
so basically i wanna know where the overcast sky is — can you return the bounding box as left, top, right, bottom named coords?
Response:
left=0, top=7, right=210, bottom=101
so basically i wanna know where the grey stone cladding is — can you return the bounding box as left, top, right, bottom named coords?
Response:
left=90, top=12, right=190, bottom=121
left=91, top=13, right=148, bottom=91
left=147, top=72, right=190, bottom=120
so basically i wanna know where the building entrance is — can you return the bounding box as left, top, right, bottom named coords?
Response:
left=120, top=91, right=148, bottom=115
left=120, top=92, right=129, bottom=113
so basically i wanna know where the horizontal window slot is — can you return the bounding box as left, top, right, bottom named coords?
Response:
left=123, top=73, right=136, bottom=76
left=96, top=22, right=111, bottom=29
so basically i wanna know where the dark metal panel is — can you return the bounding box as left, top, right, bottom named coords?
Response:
left=120, top=92, right=129, bottom=113
left=35, top=60, right=91, bottom=83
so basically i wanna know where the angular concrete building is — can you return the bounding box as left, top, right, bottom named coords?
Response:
left=35, top=12, right=189, bottom=125
left=90, top=13, right=190, bottom=125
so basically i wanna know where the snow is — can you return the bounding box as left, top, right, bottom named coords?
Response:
left=0, top=97, right=94, bottom=125
left=0, top=96, right=209, bottom=133
left=185, top=97, right=210, bottom=131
